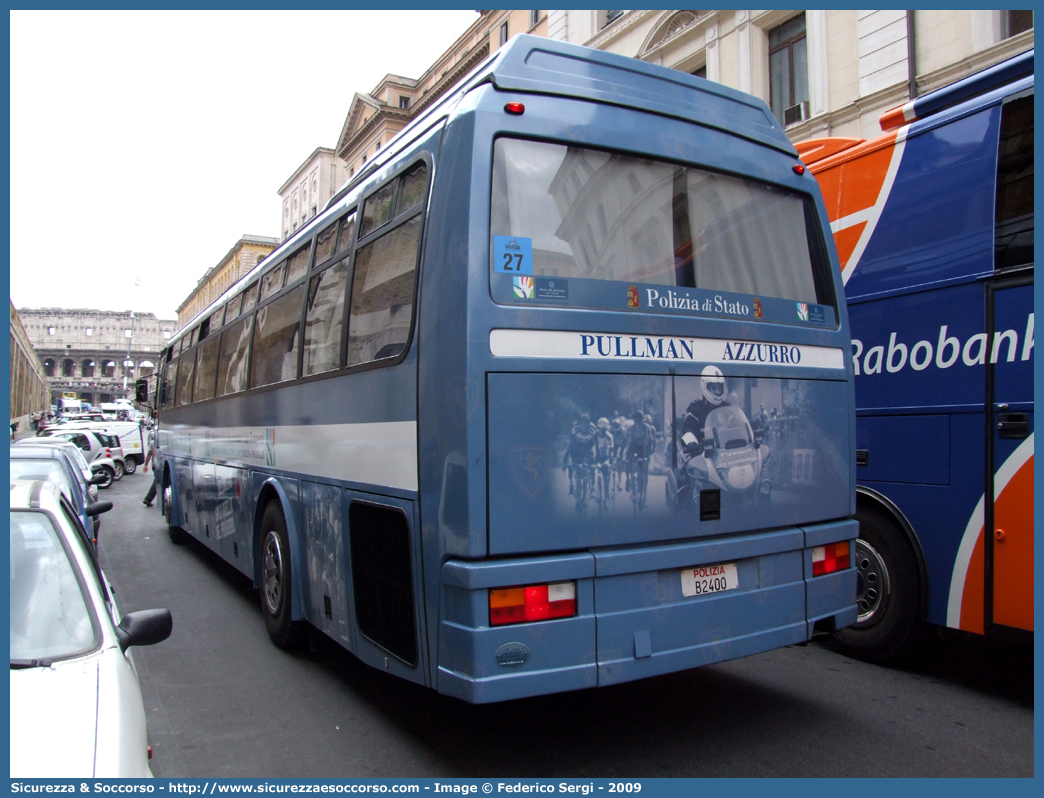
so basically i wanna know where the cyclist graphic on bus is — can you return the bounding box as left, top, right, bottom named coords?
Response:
left=625, top=410, right=657, bottom=512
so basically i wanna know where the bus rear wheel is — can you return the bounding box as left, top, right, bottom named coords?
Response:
left=164, top=482, right=190, bottom=545
left=832, top=510, right=921, bottom=664
left=259, top=502, right=306, bottom=650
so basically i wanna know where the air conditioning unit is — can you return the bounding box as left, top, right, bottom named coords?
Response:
left=783, top=101, right=810, bottom=126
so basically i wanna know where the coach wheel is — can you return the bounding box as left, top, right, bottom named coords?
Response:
left=259, top=502, right=306, bottom=650
left=113, top=461, right=124, bottom=481
left=164, top=482, right=189, bottom=545
left=832, top=511, right=920, bottom=664
left=94, top=465, right=114, bottom=489
left=123, top=457, right=137, bottom=475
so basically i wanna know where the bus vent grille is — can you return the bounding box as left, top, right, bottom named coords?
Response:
left=349, top=502, right=418, bottom=667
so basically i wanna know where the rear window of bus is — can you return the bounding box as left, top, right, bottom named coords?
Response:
left=489, top=138, right=833, bottom=323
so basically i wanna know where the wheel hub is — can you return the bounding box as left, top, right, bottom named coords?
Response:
left=262, top=532, right=284, bottom=616
left=853, top=538, right=890, bottom=627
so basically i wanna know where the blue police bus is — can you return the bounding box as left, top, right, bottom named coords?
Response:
left=798, top=49, right=1034, bottom=660
left=148, top=35, right=857, bottom=702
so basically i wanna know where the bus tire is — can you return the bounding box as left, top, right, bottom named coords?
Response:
left=832, top=510, right=921, bottom=664
left=259, top=502, right=306, bottom=650
left=164, top=482, right=190, bottom=545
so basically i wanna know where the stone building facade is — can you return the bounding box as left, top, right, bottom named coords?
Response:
left=279, top=147, right=346, bottom=242
left=19, top=308, right=178, bottom=406
left=176, top=235, right=280, bottom=330
left=548, top=10, right=1033, bottom=142
left=10, top=302, right=50, bottom=430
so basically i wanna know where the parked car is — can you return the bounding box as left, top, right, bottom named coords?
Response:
left=9, top=445, right=111, bottom=542
left=40, top=429, right=127, bottom=482
left=10, top=479, right=172, bottom=777
left=16, top=437, right=97, bottom=499
left=47, top=421, right=146, bottom=472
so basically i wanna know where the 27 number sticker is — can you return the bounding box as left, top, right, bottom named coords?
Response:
left=493, top=236, right=534, bottom=275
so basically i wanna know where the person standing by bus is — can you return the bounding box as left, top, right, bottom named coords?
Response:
left=142, top=430, right=158, bottom=507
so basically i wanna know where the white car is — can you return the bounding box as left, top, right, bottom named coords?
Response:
left=9, top=480, right=173, bottom=777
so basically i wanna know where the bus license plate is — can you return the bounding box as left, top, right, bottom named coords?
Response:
left=680, top=563, right=738, bottom=597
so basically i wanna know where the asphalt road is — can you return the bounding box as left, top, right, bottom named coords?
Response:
left=97, top=472, right=1033, bottom=778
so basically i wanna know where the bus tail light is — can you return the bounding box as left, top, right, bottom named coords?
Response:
left=504, top=102, right=525, bottom=115
left=812, top=542, right=850, bottom=576
left=489, top=582, right=576, bottom=626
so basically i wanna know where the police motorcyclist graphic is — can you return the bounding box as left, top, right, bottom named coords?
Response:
left=668, top=365, right=772, bottom=511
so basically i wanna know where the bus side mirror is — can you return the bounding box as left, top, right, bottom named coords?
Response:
left=135, top=378, right=149, bottom=404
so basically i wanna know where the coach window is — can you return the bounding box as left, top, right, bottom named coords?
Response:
left=194, top=334, right=221, bottom=403
left=347, top=162, right=427, bottom=366
left=359, top=181, right=397, bottom=238
left=304, top=256, right=350, bottom=376
left=175, top=350, right=196, bottom=407
left=337, top=214, right=356, bottom=254
left=213, top=303, right=226, bottom=329
left=161, top=359, right=177, bottom=410
left=260, top=262, right=287, bottom=302
left=314, top=219, right=339, bottom=265
left=241, top=282, right=259, bottom=314
left=250, top=285, right=304, bottom=388
left=226, top=293, right=243, bottom=322
left=286, top=243, right=312, bottom=285
left=995, top=94, right=1033, bottom=271
left=188, top=327, right=197, bottom=348
left=217, top=314, right=253, bottom=396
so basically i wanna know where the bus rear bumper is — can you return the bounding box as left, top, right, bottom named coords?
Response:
left=437, top=519, right=857, bottom=703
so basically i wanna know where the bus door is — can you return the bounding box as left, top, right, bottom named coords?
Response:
left=984, top=89, right=1033, bottom=639
left=985, top=274, right=1033, bottom=638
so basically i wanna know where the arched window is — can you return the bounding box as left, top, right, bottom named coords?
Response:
left=102, top=361, right=116, bottom=378
left=62, top=359, right=76, bottom=377
left=81, top=359, right=95, bottom=378
left=43, top=359, right=56, bottom=378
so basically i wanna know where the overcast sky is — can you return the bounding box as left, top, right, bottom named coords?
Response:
left=10, top=10, right=480, bottom=320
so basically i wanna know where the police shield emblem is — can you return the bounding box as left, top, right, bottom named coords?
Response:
left=510, top=447, right=551, bottom=497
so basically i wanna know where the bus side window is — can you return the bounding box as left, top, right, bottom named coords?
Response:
left=285, top=243, right=312, bottom=285
left=194, top=334, right=221, bottom=403
left=250, top=285, right=305, bottom=388
left=175, top=350, right=195, bottom=407
left=241, top=282, right=259, bottom=314
left=314, top=219, right=339, bottom=266
left=217, top=314, right=253, bottom=396
left=161, top=359, right=177, bottom=410
left=347, top=163, right=427, bottom=367
left=304, top=257, right=350, bottom=376
left=995, top=94, right=1033, bottom=271
left=260, top=262, right=287, bottom=302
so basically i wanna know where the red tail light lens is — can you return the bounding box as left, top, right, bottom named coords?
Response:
left=504, top=102, right=525, bottom=115
left=812, top=541, right=851, bottom=576
left=489, top=581, right=576, bottom=626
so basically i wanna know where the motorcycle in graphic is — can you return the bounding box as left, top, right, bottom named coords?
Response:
left=667, top=405, right=771, bottom=510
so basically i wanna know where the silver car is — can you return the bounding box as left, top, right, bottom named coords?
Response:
left=10, top=480, right=173, bottom=777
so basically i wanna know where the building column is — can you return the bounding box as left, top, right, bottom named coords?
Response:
left=705, top=18, right=721, bottom=83
left=807, top=9, right=829, bottom=117
left=736, top=10, right=751, bottom=94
